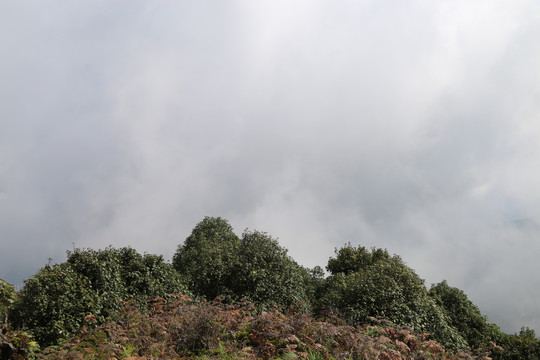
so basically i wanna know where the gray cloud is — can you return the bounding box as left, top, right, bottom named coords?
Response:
left=1, top=0, right=540, bottom=333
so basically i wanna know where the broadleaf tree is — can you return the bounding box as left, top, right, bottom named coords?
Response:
left=320, top=244, right=468, bottom=351
left=173, top=217, right=312, bottom=310
left=11, top=247, right=187, bottom=346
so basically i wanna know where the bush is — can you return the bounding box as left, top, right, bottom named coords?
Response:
left=173, top=216, right=241, bottom=300
left=233, top=229, right=310, bottom=309
left=173, top=217, right=312, bottom=310
left=320, top=244, right=468, bottom=351
left=492, top=327, right=540, bottom=360
left=10, top=247, right=188, bottom=346
left=0, top=279, right=16, bottom=323
left=10, top=262, right=99, bottom=346
left=67, top=246, right=187, bottom=304
left=326, top=244, right=391, bottom=276
left=429, top=280, right=497, bottom=349
left=0, top=325, right=40, bottom=360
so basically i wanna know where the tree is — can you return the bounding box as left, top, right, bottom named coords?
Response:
left=0, top=278, right=16, bottom=322
left=429, top=280, right=494, bottom=348
left=302, top=265, right=326, bottom=311
left=326, top=243, right=391, bottom=275
left=173, top=217, right=311, bottom=309
left=172, top=217, right=241, bottom=300
left=11, top=247, right=187, bottom=346
left=320, top=244, right=468, bottom=351
left=494, top=328, right=540, bottom=360
left=323, top=245, right=428, bottom=324
left=68, top=246, right=186, bottom=301
left=9, top=262, right=99, bottom=346
left=233, top=229, right=310, bottom=309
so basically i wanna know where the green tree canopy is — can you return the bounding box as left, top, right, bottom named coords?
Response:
left=173, top=217, right=312, bottom=309
left=233, top=229, right=310, bottom=309
left=172, top=216, right=241, bottom=300
left=0, top=278, right=16, bottom=322
left=11, top=247, right=187, bottom=346
left=429, top=280, right=493, bottom=348
left=326, top=243, right=391, bottom=275
left=320, top=244, right=467, bottom=351
left=10, top=262, right=98, bottom=346
left=68, top=246, right=185, bottom=301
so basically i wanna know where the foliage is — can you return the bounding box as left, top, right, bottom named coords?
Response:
left=10, top=247, right=188, bottom=347
left=34, top=295, right=255, bottom=359
left=5, top=216, right=540, bottom=358
left=0, top=324, right=40, bottom=360
left=492, top=327, right=540, bottom=360
left=429, top=280, right=496, bottom=349
left=36, top=296, right=494, bottom=360
left=67, top=246, right=187, bottom=304
left=232, top=229, right=311, bottom=310
left=320, top=244, right=468, bottom=351
left=301, top=265, right=326, bottom=312
left=0, top=279, right=16, bottom=323
left=173, top=218, right=311, bottom=310
left=326, top=244, right=391, bottom=275
left=9, top=262, right=99, bottom=346
left=173, top=216, right=241, bottom=300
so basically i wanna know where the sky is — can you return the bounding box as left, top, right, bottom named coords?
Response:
left=1, top=0, right=540, bottom=334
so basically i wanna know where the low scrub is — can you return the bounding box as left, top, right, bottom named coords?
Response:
left=34, top=295, right=498, bottom=360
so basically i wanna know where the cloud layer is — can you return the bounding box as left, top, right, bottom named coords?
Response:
left=1, top=0, right=540, bottom=333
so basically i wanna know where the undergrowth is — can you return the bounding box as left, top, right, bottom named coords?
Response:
left=14, top=294, right=501, bottom=359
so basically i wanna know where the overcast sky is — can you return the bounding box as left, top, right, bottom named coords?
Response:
left=1, top=0, right=540, bottom=334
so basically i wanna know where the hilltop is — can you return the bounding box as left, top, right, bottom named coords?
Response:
left=1, top=217, right=539, bottom=359
left=6, top=295, right=499, bottom=359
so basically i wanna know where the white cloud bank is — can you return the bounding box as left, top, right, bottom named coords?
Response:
left=1, top=0, right=540, bottom=333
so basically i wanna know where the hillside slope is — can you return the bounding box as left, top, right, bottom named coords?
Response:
left=25, top=295, right=499, bottom=360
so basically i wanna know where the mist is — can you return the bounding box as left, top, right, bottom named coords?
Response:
left=1, top=0, right=540, bottom=333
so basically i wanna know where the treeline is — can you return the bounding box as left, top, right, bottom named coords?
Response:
left=1, top=216, right=539, bottom=359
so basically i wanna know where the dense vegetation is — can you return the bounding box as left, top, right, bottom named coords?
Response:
left=24, top=296, right=500, bottom=360
left=173, top=217, right=314, bottom=310
left=318, top=244, right=468, bottom=351
left=1, top=216, right=539, bottom=359
left=8, top=247, right=188, bottom=347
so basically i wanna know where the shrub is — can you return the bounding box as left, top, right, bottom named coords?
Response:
left=429, top=280, right=497, bottom=349
left=67, top=246, right=187, bottom=303
left=320, top=244, right=468, bottom=351
left=10, top=247, right=188, bottom=346
left=173, top=216, right=241, bottom=300
left=0, top=279, right=16, bottom=323
left=493, top=327, right=540, bottom=360
left=0, top=325, right=40, bottom=360
left=326, top=244, right=391, bottom=276
left=232, top=229, right=311, bottom=310
left=9, top=262, right=99, bottom=346
left=173, top=217, right=312, bottom=310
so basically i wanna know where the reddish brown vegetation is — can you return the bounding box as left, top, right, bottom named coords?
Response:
left=34, top=295, right=497, bottom=359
